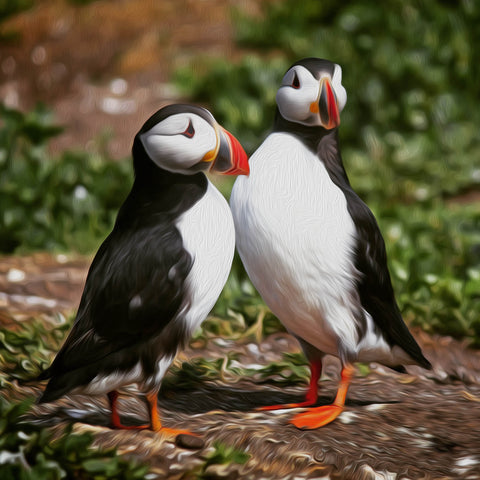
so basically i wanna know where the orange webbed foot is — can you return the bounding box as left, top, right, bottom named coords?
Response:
left=290, top=364, right=354, bottom=430
left=290, top=404, right=343, bottom=429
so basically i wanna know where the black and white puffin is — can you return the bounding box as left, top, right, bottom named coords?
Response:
left=38, top=104, right=249, bottom=435
left=230, top=58, right=431, bottom=429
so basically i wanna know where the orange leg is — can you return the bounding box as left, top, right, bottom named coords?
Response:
left=108, top=390, right=149, bottom=430
left=108, top=390, right=196, bottom=436
left=146, top=391, right=198, bottom=437
left=290, top=364, right=354, bottom=429
left=258, top=359, right=322, bottom=411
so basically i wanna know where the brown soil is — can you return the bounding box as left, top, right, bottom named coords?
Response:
left=2, top=253, right=480, bottom=479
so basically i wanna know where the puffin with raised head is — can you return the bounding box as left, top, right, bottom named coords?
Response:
left=38, top=104, right=249, bottom=435
left=230, top=58, right=431, bottom=429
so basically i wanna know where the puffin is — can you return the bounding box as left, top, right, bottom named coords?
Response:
left=230, top=58, right=431, bottom=429
left=37, top=104, right=249, bottom=435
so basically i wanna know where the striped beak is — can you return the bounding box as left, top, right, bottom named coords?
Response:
left=310, top=77, right=340, bottom=130
left=210, top=127, right=249, bottom=176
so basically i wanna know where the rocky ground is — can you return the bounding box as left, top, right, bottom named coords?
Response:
left=2, top=254, right=480, bottom=479
left=1, top=1, right=480, bottom=479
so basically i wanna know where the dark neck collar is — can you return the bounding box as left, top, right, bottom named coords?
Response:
left=272, top=108, right=334, bottom=153
left=114, top=138, right=208, bottom=228
left=273, top=110, right=352, bottom=189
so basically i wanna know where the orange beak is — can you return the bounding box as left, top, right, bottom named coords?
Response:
left=210, top=127, right=249, bottom=176
left=310, top=77, right=340, bottom=130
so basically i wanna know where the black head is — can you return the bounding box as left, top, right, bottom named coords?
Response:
left=131, top=104, right=249, bottom=179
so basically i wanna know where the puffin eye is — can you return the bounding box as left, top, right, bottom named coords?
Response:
left=292, top=71, right=300, bottom=89
left=182, top=120, right=195, bottom=138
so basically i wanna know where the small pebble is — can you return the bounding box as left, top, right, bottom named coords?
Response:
left=7, top=268, right=26, bottom=282
left=175, top=433, right=204, bottom=450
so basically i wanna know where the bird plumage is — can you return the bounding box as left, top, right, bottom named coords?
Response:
left=230, top=58, right=430, bottom=428
left=38, top=104, right=249, bottom=433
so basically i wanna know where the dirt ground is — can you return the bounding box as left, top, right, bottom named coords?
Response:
left=2, top=2, right=480, bottom=479
left=2, top=254, right=480, bottom=480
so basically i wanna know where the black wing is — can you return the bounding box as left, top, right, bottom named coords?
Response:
left=44, top=221, right=192, bottom=382
left=346, top=192, right=430, bottom=368
left=319, top=132, right=431, bottom=369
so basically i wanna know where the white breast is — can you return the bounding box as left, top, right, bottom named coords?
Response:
left=231, top=133, right=361, bottom=358
left=176, top=180, right=235, bottom=335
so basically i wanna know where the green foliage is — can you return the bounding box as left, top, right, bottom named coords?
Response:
left=183, top=441, right=249, bottom=479
left=0, top=397, right=149, bottom=480
left=0, top=104, right=133, bottom=254
left=0, top=315, right=71, bottom=386
left=383, top=203, right=480, bottom=344
left=199, top=441, right=249, bottom=476
left=163, top=357, right=228, bottom=390
left=244, top=352, right=310, bottom=387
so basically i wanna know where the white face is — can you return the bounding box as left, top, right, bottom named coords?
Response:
left=276, top=64, right=347, bottom=128
left=140, top=113, right=218, bottom=174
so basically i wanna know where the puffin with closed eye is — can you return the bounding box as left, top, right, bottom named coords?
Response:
left=230, top=58, right=431, bottom=429
left=37, top=104, right=249, bottom=435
